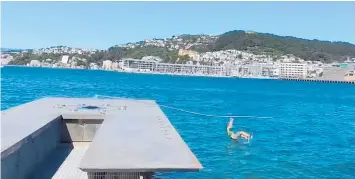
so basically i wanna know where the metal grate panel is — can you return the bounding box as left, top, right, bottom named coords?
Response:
left=87, top=172, right=154, bottom=179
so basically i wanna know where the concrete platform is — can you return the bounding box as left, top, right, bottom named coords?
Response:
left=1, top=97, right=202, bottom=179
left=29, top=143, right=89, bottom=179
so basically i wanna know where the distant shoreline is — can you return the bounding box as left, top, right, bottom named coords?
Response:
left=3, top=65, right=236, bottom=78
left=3, top=65, right=271, bottom=79
left=3, top=65, right=354, bottom=84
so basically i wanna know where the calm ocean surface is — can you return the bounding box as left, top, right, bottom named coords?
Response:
left=1, top=66, right=355, bottom=179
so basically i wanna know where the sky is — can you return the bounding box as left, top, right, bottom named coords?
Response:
left=2, top=1, right=355, bottom=50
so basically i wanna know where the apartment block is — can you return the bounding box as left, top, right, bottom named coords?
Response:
left=279, top=63, right=307, bottom=79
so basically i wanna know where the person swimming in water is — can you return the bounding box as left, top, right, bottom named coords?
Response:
left=227, top=118, right=251, bottom=141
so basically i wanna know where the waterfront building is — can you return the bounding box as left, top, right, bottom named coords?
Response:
left=240, top=63, right=273, bottom=77
left=122, top=58, right=156, bottom=72
left=261, top=63, right=274, bottom=77
left=141, top=56, right=163, bottom=62
left=29, top=60, right=41, bottom=67
left=111, top=62, right=119, bottom=70
left=121, top=58, right=227, bottom=76
left=61, top=55, right=69, bottom=64
left=272, top=68, right=280, bottom=77
left=102, top=60, right=113, bottom=70
left=230, top=65, right=241, bottom=77
left=279, top=63, right=307, bottom=79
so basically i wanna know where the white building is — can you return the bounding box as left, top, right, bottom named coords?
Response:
left=30, top=60, right=41, bottom=67
left=121, top=58, right=226, bottom=76
left=239, top=63, right=274, bottom=77
left=279, top=63, right=307, bottom=79
left=61, top=55, right=69, bottom=64
left=102, top=60, right=113, bottom=70
left=90, top=63, right=99, bottom=70
left=241, top=64, right=262, bottom=77
left=272, top=68, right=280, bottom=77
left=142, top=56, right=163, bottom=62
left=112, top=62, right=119, bottom=70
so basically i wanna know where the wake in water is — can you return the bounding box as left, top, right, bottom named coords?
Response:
left=236, top=135, right=253, bottom=144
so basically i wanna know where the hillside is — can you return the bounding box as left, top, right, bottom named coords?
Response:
left=209, top=30, right=355, bottom=63
left=110, top=31, right=355, bottom=63
left=7, top=30, right=355, bottom=66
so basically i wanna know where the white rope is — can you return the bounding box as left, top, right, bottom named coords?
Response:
left=158, top=104, right=271, bottom=118
left=94, top=94, right=273, bottom=119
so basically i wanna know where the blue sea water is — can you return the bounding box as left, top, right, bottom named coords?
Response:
left=1, top=66, right=355, bottom=179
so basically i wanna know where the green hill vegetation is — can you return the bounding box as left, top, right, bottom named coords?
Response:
left=209, top=30, right=355, bottom=63
left=9, top=30, right=355, bottom=66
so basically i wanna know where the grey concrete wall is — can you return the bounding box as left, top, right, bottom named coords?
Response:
left=61, top=119, right=103, bottom=142
left=1, top=117, right=62, bottom=179
left=1, top=117, right=103, bottom=179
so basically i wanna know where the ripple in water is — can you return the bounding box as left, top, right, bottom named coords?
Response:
left=2, top=66, right=355, bottom=179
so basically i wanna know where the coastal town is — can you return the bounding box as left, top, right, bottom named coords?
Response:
left=1, top=36, right=355, bottom=82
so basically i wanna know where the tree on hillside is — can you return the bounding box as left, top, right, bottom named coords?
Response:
left=9, top=30, right=355, bottom=66
left=176, top=54, right=190, bottom=64
left=213, top=30, right=355, bottom=62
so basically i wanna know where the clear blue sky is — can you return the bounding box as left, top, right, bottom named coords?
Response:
left=2, top=1, right=355, bottom=50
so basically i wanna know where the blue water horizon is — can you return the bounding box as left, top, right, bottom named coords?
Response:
left=2, top=66, right=355, bottom=179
